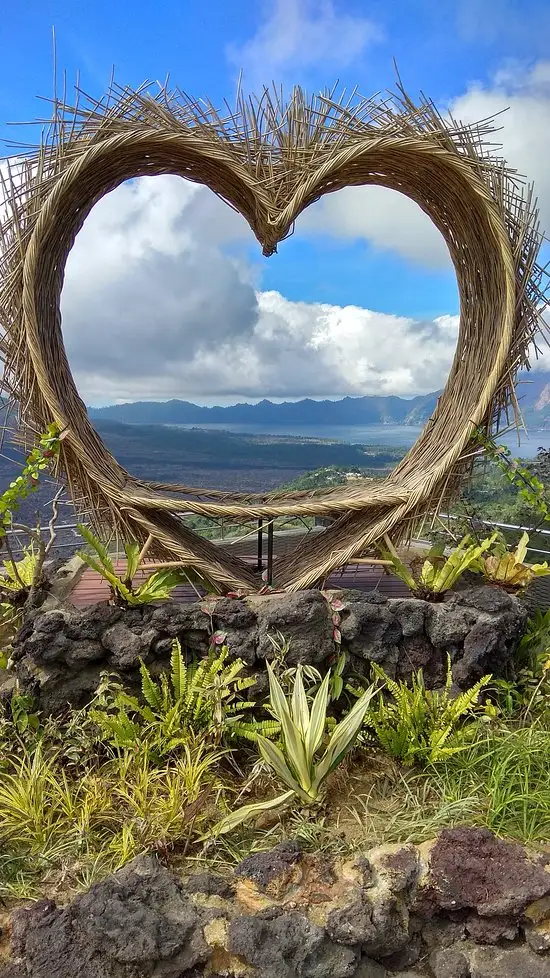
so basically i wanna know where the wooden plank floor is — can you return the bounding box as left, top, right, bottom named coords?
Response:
left=70, top=556, right=410, bottom=607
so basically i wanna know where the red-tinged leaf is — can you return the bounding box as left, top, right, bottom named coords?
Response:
left=261, top=569, right=268, bottom=582
left=212, top=630, right=227, bottom=645
left=333, top=627, right=342, bottom=644
left=332, top=612, right=341, bottom=626
left=331, top=599, right=345, bottom=611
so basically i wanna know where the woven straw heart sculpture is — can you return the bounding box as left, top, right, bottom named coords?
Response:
left=0, top=83, right=547, bottom=591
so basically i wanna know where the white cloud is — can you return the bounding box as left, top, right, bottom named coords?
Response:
left=297, top=61, right=550, bottom=271
left=299, top=186, right=451, bottom=269
left=60, top=175, right=459, bottom=405
left=8, top=62, right=550, bottom=407
left=228, top=0, right=381, bottom=88
left=451, top=60, right=550, bottom=231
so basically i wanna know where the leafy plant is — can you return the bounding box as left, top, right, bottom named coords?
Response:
left=492, top=610, right=550, bottom=719
left=77, top=526, right=186, bottom=606
left=90, top=639, right=277, bottom=756
left=267, top=631, right=346, bottom=703
left=475, top=429, right=550, bottom=523
left=379, top=533, right=497, bottom=600
left=0, top=736, right=226, bottom=898
left=1, top=544, right=41, bottom=594
left=0, top=544, right=43, bottom=644
left=476, top=531, right=550, bottom=591
left=0, top=684, right=42, bottom=760
left=362, top=659, right=491, bottom=765
left=0, top=423, right=62, bottom=536
left=210, top=664, right=376, bottom=836
left=431, top=720, right=550, bottom=842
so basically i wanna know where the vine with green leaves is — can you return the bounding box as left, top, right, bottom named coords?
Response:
left=0, top=423, right=62, bottom=536
left=475, top=427, right=550, bottom=524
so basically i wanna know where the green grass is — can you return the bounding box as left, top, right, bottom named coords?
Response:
left=1, top=717, right=550, bottom=902
left=0, top=739, right=229, bottom=900
left=429, top=721, right=550, bottom=842
left=1, top=642, right=549, bottom=906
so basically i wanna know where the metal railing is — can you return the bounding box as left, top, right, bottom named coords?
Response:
left=438, top=514, right=550, bottom=557
left=5, top=513, right=550, bottom=569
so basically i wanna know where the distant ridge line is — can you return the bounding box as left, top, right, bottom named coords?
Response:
left=87, top=391, right=441, bottom=426
left=86, top=371, right=550, bottom=429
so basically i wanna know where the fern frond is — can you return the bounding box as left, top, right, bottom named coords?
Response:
left=170, top=640, right=187, bottom=701
left=139, top=660, right=162, bottom=711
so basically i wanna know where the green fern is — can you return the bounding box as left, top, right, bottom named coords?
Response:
left=359, top=657, right=491, bottom=766
left=140, top=662, right=163, bottom=712
left=170, top=640, right=186, bottom=701
left=92, top=640, right=276, bottom=756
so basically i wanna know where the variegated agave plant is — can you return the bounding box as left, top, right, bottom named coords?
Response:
left=209, top=663, right=375, bottom=837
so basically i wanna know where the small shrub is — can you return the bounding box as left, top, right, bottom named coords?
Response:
left=90, top=639, right=277, bottom=757
left=362, top=658, right=491, bottom=765
left=0, top=737, right=226, bottom=897
left=379, top=533, right=496, bottom=600
left=0, top=685, right=42, bottom=763
left=0, top=424, right=61, bottom=537
left=77, top=526, right=188, bottom=606
left=267, top=631, right=346, bottom=704
left=492, top=610, right=550, bottom=719
left=477, top=531, right=550, bottom=591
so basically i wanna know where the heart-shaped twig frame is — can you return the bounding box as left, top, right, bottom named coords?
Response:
left=0, top=82, right=547, bottom=592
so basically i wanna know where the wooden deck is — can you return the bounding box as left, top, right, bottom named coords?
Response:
left=70, top=530, right=410, bottom=607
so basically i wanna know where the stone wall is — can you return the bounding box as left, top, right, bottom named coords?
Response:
left=8, top=585, right=527, bottom=713
left=2, top=827, right=549, bottom=977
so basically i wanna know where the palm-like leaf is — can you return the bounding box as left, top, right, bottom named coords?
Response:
left=206, top=789, right=295, bottom=839
left=77, top=524, right=115, bottom=575
left=123, top=541, right=141, bottom=581
left=312, top=683, right=376, bottom=789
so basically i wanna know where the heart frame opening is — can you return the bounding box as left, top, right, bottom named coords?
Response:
left=0, top=82, right=547, bottom=593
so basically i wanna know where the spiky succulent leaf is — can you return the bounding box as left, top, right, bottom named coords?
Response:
left=207, top=789, right=295, bottom=839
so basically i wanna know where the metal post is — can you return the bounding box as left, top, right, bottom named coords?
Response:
left=256, top=518, right=263, bottom=571
left=267, top=520, right=274, bottom=585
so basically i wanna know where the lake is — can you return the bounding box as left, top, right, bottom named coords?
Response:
left=169, top=422, right=550, bottom=459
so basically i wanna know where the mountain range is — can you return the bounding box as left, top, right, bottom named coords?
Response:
left=87, top=371, right=550, bottom=428
left=87, top=391, right=440, bottom=426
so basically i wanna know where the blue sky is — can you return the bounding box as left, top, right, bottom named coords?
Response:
left=1, top=1, right=549, bottom=403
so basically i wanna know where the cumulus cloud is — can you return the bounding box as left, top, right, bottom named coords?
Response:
left=60, top=175, right=459, bottom=404
left=299, top=187, right=451, bottom=269
left=62, top=176, right=258, bottom=383
left=15, top=61, right=550, bottom=406
left=228, top=0, right=381, bottom=88
left=451, top=60, right=550, bottom=231
left=298, top=61, right=550, bottom=269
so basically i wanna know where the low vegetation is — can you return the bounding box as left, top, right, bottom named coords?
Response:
left=379, top=533, right=497, bottom=600
left=0, top=428, right=550, bottom=906
left=359, top=658, right=491, bottom=765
